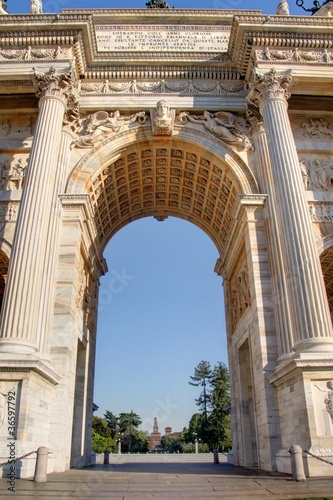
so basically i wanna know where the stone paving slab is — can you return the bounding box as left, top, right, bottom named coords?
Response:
left=0, top=462, right=333, bottom=499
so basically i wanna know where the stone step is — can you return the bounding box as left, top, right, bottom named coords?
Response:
left=95, top=452, right=228, bottom=464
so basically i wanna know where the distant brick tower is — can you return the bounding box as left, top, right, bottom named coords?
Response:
left=148, top=417, right=162, bottom=450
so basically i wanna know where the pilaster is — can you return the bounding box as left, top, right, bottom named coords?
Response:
left=239, top=195, right=281, bottom=471
left=49, top=194, right=104, bottom=472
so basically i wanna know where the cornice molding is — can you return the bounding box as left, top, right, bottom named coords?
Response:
left=62, top=8, right=262, bottom=20
left=229, top=16, right=333, bottom=77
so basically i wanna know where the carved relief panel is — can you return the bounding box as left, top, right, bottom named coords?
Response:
left=0, top=381, right=21, bottom=439
left=76, top=258, right=97, bottom=333
left=298, top=155, right=333, bottom=191
left=312, top=380, right=333, bottom=437
left=229, top=258, right=252, bottom=331
left=0, top=201, right=20, bottom=221
left=0, top=155, right=28, bottom=191
left=0, top=115, right=36, bottom=143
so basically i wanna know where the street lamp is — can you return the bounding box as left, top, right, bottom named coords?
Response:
left=193, top=433, right=198, bottom=454
left=117, top=437, right=122, bottom=454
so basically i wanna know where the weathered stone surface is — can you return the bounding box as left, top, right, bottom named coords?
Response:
left=0, top=7, right=332, bottom=479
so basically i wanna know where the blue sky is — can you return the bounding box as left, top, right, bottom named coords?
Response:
left=96, top=217, right=227, bottom=433
left=8, top=0, right=310, bottom=434
left=8, top=0, right=306, bottom=16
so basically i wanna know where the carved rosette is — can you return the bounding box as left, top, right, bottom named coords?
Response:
left=247, top=69, right=292, bottom=109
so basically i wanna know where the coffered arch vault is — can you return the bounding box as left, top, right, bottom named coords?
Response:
left=67, top=127, right=258, bottom=253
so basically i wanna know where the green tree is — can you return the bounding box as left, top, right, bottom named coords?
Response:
left=189, top=360, right=212, bottom=439
left=121, top=428, right=148, bottom=452
left=183, top=412, right=205, bottom=443
left=118, top=410, right=142, bottom=433
left=91, top=429, right=116, bottom=453
left=188, top=361, right=232, bottom=451
left=210, top=362, right=230, bottom=411
left=92, top=415, right=111, bottom=438
left=161, top=434, right=183, bottom=453
left=208, top=361, right=231, bottom=451
left=189, top=360, right=212, bottom=417
left=118, top=411, right=144, bottom=452
left=104, top=410, right=118, bottom=438
left=130, top=429, right=149, bottom=452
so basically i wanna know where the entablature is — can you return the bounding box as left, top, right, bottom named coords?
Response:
left=229, top=14, right=333, bottom=92
left=0, top=11, right=332, bottom=98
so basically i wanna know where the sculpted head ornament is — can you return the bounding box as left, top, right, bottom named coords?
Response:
left=151, top=100, right=175, bottom=136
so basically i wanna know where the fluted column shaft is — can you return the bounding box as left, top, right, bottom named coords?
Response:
left=0, top=68, right=76, bottom=355
left=38, top=129, right=74, bottom=355
left=247, top=105, right=293, bottom=358
left=248, top=70, right=333, bottom=353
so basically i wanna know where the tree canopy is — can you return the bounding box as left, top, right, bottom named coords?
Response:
left=92, top=409, right=148, bottom=453
left=187, top=360, right=231, bottom=451
left=189, top=360, right=213, bottom=429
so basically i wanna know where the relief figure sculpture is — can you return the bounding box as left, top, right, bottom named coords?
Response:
left=315, top=381, right=333, bottom=423
left=230, top=268, right=252, bottom=329
left=306, top=158, right=333, bottom=191
left=181, top=110, right=251, bottom=150
left=0, top=158, right=26, bottom=190
left=75, top=110, right=146, bottom=148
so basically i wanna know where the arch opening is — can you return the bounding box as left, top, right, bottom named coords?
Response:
left=93, top=216, right=228, bottom=439
left=68, top=133, right=258, bottom=255
left=66, top=133, right=260, bottom=469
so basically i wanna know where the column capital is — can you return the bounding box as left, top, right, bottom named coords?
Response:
left=239, top=194, right=267, bottom=222
left=247, top=69, right=292, bottom=108
left=33, top=66, right=78, bottom=107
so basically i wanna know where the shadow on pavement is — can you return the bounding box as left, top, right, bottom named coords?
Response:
left=86, top=462, right=292, bottom=478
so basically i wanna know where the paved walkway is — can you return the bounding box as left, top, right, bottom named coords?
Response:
left=1, top=462, right=333, bottom=499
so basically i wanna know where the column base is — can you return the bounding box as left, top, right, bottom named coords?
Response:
left=0, top=338, right=38, bottom=354
left=0, top=354, right=61, bottom=385
left=293, top=338, right=333, bottom=354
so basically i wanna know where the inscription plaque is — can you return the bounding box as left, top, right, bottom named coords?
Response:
left=96, top=25, right=230, bottom=53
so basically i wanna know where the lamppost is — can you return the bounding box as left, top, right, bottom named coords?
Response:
left=117, top=437, right=122, bottom=454
left=193, top=433, right=199, bottom=454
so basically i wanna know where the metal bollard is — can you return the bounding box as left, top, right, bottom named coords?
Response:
left=33, top=446, right=48, bottom=483
left=213, top=449, right=219, bottom=464
left=289, top=444, right=306, bottom=481
left=103, top=449, right=110, bottom=464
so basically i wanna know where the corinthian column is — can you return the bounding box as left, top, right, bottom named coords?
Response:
left=247, top=69, right=333, bottom=354
left=246, top=104, right=293, bottom=359
left=0, top=67, right=77, bottom=355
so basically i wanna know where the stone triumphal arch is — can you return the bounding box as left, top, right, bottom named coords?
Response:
left=0, top=4, right=333, bottom=478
